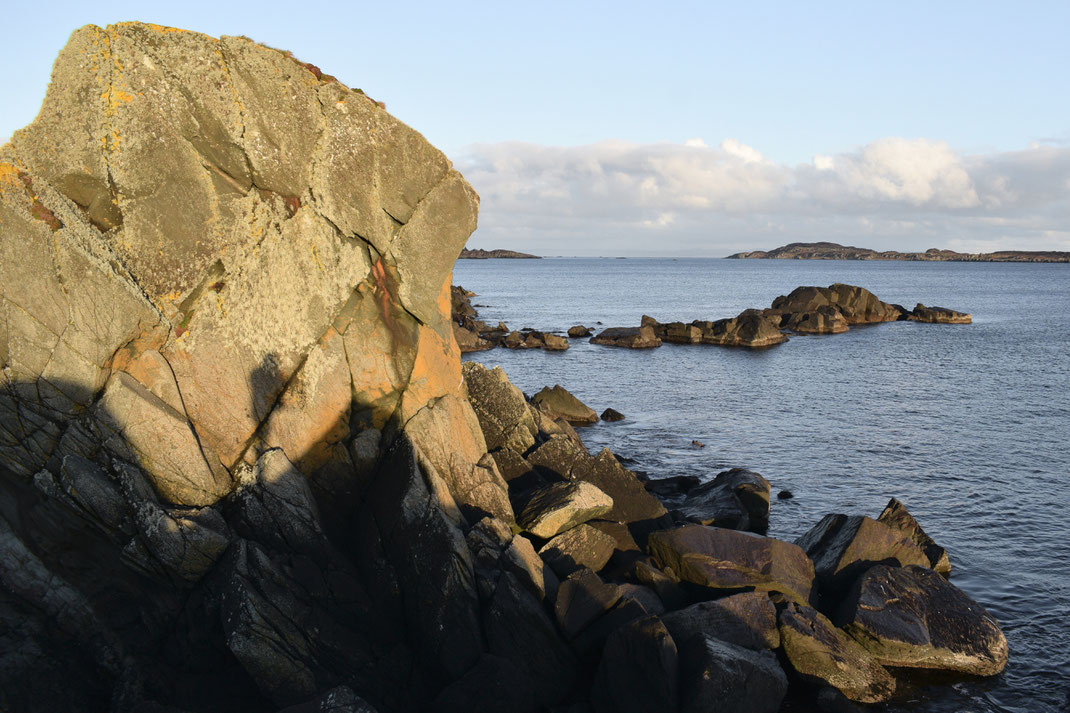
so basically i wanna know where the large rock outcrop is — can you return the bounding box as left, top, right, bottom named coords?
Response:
left=0, top=22, right=508, bottom=712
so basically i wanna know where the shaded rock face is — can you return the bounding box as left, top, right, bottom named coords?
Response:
left=679, top=635, right=788, bottom=713
left=0, top=22, right=515, bottom=713
left=671, top=467, right=771, bottom=534
left=838, top=564, right=1008, bottom=675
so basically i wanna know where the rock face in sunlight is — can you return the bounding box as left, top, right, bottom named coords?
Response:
left=0, top=22, right=1008, bottom=713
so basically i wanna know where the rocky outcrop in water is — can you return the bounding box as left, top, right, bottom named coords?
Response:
left=459, top=248, right=540, bottom=259
left=451, top=285, right=568, bottom=353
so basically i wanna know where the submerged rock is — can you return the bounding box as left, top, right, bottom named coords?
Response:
left=838, top=564, right=1008, bottom=675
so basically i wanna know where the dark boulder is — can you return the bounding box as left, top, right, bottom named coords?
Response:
left=590, top=616, right=679, bottom=713
left=532, top=385, right=600, bottom=425
left=660, top=591, right=780, bottom=651
left=568, top=325, right=592, bottom=337
left=553, top=568, right=623, bottom=638
left=590, top=326, right=662, bottom=349
left=676, top=468, right=770, bottom=534
left=600, top=408, right=625, bottom=422
left=277, top=687, right=378, bottom=713
left=647, top=525, right=814, bottom=606
left=429, top=654, right=541, bottom=713
left=795, top=514, right=930, bottom=596
left=644, top=474, right=701, bottom=499
left=538, top=523, right=617, bottom=577
left=517, top=481, right=614, bottom=539
left=778, top=602, right=896, bottom=704
left=838, top=564, right=1008, bottom=675
left=572, top=449, right=669, bottom=527
left=911, top=303, right=972, bottom=324
left=876, top=498, right=951, bottom=575
left=678, top=635, right=788, bottom=713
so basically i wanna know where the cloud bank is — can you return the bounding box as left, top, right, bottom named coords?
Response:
left=455, top=137, right=1070, bottom=255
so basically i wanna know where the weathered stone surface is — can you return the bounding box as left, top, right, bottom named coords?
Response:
left=676, top=468, right=770, bottom=533
left=648, top=524, right=814, bottom=605
left=660, top=591, right=780, bottom=651
left=462, top=362, right=538, bottom=453
left=838, top=564, right=1008, bottom=675
left=518, top=481, right=614, bottom=539
left=572, top=449, right=668, bottom=526
left=780, top=304, right=850, bottom=334
left=771, top=284, right=905, bottom=325
left=911, top=303, right=972, bottom=324
left=778, top=602, right=895, bottom=704
left=590, top=325, right=662, bottom=349
left=591, top=616, right=679, bottom=713
left=554, top=567, right=623, bottom=638
left=678, top=635, right=788, bottom=713
left=795, top=514, right=930, bottom=595
left=531, top=385, right=599, bottom=424
left=538, top=523, right=616, bottom=577
left=691, top=310, right=787, bottom=348
left=877, top=498, right=951, bottom=574
left=483, top=571, right=578, bottom=708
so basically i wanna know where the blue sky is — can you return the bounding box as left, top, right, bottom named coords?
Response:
left=2, top=1, right=1068, bottom=254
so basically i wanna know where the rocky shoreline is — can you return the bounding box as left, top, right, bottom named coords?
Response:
left=460, top=248, right=541, bottom=259
left=453, top=282, right=971, bottom=353
left=0, top=23, right=1005, bottom=713
left=728, top=241, right=1070, bottom=262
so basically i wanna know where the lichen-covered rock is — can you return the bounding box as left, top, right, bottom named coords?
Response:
left=795, top=514, right=930, bottom=595
left=876, top=497, right=951, bottom=574
left=518, top=481, right=614, bottom=539
left=538, top=523, right=617, bottom=577
left=838, top=564, right=1008, bottom=675
left=461, top=362, right=538, bottom=453
left=531, top=385, right=599, bottom=424
left=778, top=602, right=896, bottom=704
left=648, top=524, right=814, bottom=605
left=0, top=21, right=513, bottom=712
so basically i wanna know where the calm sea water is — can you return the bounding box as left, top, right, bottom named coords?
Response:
left=456, top=257, right=1070, bottom=713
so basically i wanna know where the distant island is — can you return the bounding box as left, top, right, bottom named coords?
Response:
left=459, top=248, right=541, bottom=259
left=727, top=242, right=1070, bottom=263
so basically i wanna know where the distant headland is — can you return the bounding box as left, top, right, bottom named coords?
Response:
left=727, top=241, right=1070, bottom=263
left=459, top=248, right=541, bottom=259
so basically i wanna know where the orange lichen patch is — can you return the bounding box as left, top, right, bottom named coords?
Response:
left=106, top=325, right=169, bottom=372
left=402, top=323, right=462, bottom=421
left=0, top=163, right=21, bottom=190
left=142, top=23, right=191, bottom=34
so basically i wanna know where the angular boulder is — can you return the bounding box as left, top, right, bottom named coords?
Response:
left=531, top=385, right=599, bottom=425
left=838, top=564, right=1008, bottom=675
left=567, top=325, right=592, bottom=337
left=591, top=616, right=679, bottom=713
left=647, top=524, right=814, bottom=605
left=600, top=408, right=625, bottom=422
left=517, top=481, right=614, bottom=539
left=538, top=523, right=617, bottom=577
left=572, top=449, right=669, bottom=526
left=553, top=568, right=623, bottom=638
left=778, top=602, right=896, bottom=704
left=678, top=635, right=788, bottom=713
left=771, top=284, right=904, bottom=325
left=461, top=362, right=538, bottom=454
left=660, top=591, right=780, bottom=651
left=676, top=468, right=771, bottom=533
left=795, top=514, right=930, bottom=595
left=876, top=497, right=951, bottom=574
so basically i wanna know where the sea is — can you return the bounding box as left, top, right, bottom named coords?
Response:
left=455, top=256, right=1070, bottom=713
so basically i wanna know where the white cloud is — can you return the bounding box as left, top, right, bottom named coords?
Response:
left=456, top=137, right=1070, bottom=255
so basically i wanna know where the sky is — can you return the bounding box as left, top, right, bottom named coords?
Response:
left=1, top=0, right=1068, bottom=255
